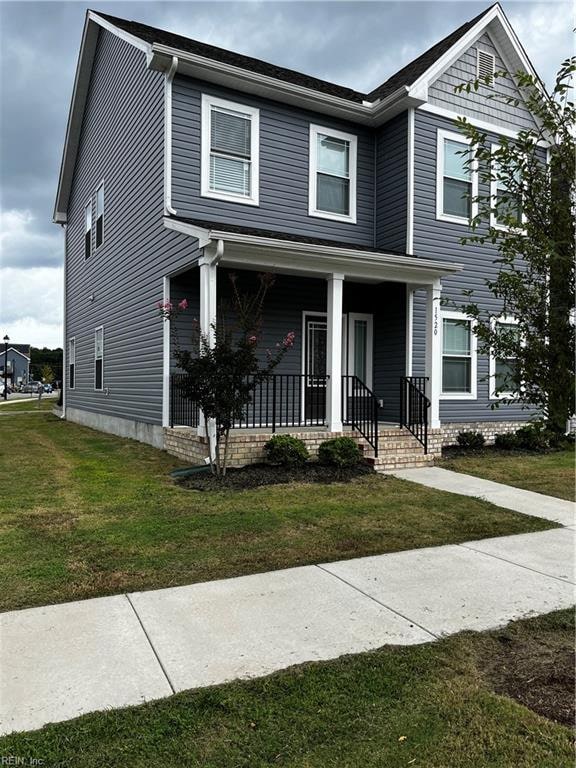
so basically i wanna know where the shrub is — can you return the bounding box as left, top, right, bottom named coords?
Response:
left=264, top=435, right=309, bottom=466
left=514, top=423, right=550, bottom=452
left=494, top=432, right=520, bottom=450
left=318, top=436, right=363, bottom=468
left=456, top=431, right=485, bottom=450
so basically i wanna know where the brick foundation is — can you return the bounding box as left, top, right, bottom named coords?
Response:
left=441, top=421, right=528, bottom=447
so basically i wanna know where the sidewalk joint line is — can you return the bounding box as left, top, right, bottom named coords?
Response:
left=457, top=542, right=575, bottom=585
left=315, top=564, right=439, bottom=640
left=125, top=594, right=176, bottom=695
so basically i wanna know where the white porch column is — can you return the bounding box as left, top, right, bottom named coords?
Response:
left=425, top=280, right=442, bottom=429
left=197, top=243, right=222, bottom=448
left=326, top=273, right=344, bottom=432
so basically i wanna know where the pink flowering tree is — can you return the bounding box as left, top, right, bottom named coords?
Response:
left=159, top=273, right=295, bottom=476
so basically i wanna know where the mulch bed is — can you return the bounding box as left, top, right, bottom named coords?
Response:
left=176, top=461, right=375, bottom=491
left=479, top=624, right=575, bottom=727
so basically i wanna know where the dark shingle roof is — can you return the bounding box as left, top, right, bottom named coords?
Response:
left=171, top=215, right=414, bottom=258
left=7, top=344, right=30, bottom=357
left=95, top=4, right=497, bottom=105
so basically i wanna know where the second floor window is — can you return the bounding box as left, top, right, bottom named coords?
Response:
left=84, top=202, right=92, bottom=259
left=491, top=146, right=523, bottom=229
left=309, top=124, right=357, bottom=222
left=68, top=337, right=75, bottom=389
left=94, top=327, right=104, bottom=390
left=201, top=95, right=259, bottom=205
left=437, top=129, right=477, bottom=224
left=96, top=183, right=104, bottom=247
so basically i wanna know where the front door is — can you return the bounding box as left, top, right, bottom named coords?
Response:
left=304, top=315, right=327, bottom=422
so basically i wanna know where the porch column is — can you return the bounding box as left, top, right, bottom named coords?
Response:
left=425, top=280, right=442, bottom=429
left=197, top=243, right=222, bottom=448
left=326, top=273, right=344, bottom=432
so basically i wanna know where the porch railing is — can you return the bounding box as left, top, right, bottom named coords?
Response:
left=342, top=375, right=379, bottom=457
left=399, top=376, right=430, bottom=453
left=169, top=373, right=327, bottom=431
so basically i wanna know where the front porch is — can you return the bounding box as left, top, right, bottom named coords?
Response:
left=162, top=218, right=460, bottom=468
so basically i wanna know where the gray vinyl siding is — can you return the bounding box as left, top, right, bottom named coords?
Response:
left=171, top=76, right=375, bottom=246
left=170, top=268, right=405, bottom=420
left=429, top=32, right=537, bottom=132
left=65, top=30, right=199, bottom=427
left=411, top=108, right=529, bottom=422
left=375, top=112, right=408, bottom=252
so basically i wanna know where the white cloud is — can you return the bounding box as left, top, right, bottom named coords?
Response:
left=0, top=266, right=63, bottom=348
left=0, top=209, right=63, bottom=269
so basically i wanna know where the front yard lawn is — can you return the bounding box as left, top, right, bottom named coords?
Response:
left=0, top=396, right=55, bottom=412
left=0, top=413, right=556, bottom=612
left=1, top=609, right=573, bottom=767
left=439, top=448, right=575, bottom=501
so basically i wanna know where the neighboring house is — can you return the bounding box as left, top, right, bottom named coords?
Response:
left=0, top=345, right=30, bottom=388
left=53, top=3, right=542, bottom=469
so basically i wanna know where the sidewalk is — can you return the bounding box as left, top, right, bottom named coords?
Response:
left=1, top=477, right=574, bottom=736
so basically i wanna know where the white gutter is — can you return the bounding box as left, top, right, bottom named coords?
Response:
left=164, top=56, right=178, bottom=215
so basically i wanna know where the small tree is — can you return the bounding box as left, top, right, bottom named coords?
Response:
left=40, top=365, right=55, bottom=385
left=159, top=273, right=295, bottom=476
left=452, top=57, right=575, bottom=434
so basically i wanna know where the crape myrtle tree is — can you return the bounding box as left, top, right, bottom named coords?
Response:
left=452, top=56, right=575, bottom=434
left=159, top=272, right=295, bottom=476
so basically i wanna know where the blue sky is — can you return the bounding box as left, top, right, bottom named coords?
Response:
left=0, top=0, right=571, bottom=348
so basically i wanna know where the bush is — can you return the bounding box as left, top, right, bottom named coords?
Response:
left=318, top=436, right=363, bottom=468
left=494, top=432, right=520, bottom=450
left=264, top=435, right=309, bottom=466
left=514, top=423, right=550, bottom=452
left=456, top=431, right=485, bottom=450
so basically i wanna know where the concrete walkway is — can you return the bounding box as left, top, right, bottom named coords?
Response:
left=391, top=467, right=575, bottom=526
left=1, top=482, right=574, bottom=736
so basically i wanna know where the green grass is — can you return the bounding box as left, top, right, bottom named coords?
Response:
left=0, top=397, right=56, bottom=412
left=1, top=610, right=572, bottom=767
left=0, top=413, right=556, bottom=612
left=439, top=448, right=575, bottom=501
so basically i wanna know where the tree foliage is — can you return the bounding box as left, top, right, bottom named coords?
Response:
left=453, top=57, right=575, bottom=432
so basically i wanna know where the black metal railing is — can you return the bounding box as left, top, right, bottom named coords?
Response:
left=399, top=376, right=430, bottom=453
left=341, top=375, right=379, bottom=457
left=170, top=374, right=200, bottom=428
left=169, top=373, right=327, bottom=431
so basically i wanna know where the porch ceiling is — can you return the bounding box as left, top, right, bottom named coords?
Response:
left=164, top=216, right=462, bottom=286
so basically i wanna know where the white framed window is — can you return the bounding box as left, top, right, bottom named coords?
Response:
left=436, top=129, right=478, bottom=224
left=477, top=49, right=495, bottom=82
left=347, top=313, right=373, bottom=388
left=68, top=337, right=76, bottom=390
left=95, top=182, right=104, bottom=248
left=84, top=201, right=92, bottom=259
left=440, top=311, right=477, bottom=399
left=94, top=326, right=104, bottom=391
left=489, top=316, right=521, bottom=399
left=309, top=124, right=357, bottom=223
left=490, top=145, right=523, bottom=231
left=201, top=94, right=259, bottom=205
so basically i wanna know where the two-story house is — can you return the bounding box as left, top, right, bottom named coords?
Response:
left=53, top=3, right=542, bottom=469
left=1, top=344, right=31, bottom=389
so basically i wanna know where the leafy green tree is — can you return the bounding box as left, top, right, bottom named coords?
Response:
left=159, top=273, right=295, bottom=476
left=453, top=57, right=575, bottom=434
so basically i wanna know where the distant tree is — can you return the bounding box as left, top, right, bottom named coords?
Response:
left=40, top=365, right=55, bottom=384
left=453, top=57, right=575, bottom=434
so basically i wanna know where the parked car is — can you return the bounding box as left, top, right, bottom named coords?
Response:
left=43, top=384, right=53, bottom=394
left=0, top=384, right=12, bottom=396
left=21, top=381, right=42, bottom=394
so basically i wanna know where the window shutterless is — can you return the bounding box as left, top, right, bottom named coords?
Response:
left=441, top=314, right=477, bottom=398
left=84, top=202, right=92, bottom=259
left=437, top=130, right=477, bottom=223
left=491, top=146, right=523, bottom=229
left=95, top=183, right=104, bottom=247
left=309, top=125, right=357, bottom=222
left=94, top=327, right=103, bottom=390
left=201, top=95, right=259, bottom=205
left=490, top=320, right=521, bottom=398
left=68, top=338, right=75, bottom=389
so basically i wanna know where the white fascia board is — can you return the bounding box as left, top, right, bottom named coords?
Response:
left=163, top=217, right=212, bottom=248
left=6, top=348, right=31, bottom=361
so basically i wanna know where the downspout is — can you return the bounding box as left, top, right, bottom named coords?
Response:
left=61, top=222, right=67, bottom=419
left=164, top=56, right=178, bottom=216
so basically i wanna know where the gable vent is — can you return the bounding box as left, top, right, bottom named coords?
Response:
left=477, top=49, right=495, bottom=82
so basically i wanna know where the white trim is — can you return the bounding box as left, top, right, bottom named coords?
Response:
left=425, top=281, right=442, bottom=428
left=347, top=312, right=374, bottom=389
left=164, top=57, right=178, bottom=215
left=84, top=197, right=92, bottom=259
left=440, top=310, right=477, bottom=400
left=68, top=336, right=76, bottom=391
left=88, top=11, right=151, bottom=55
left=4, top=347, right=31, bottom=361
left=489, top=315, right=521, bottom=400
left=436, top=128, right=478, bottom=225
left=405, top=286, right=414, bottom=376
left=406, top=107, right=415, bottom=254
left=200, top=94, right=259, bottom=206
left=326, top=274, right=344, bottom=431
left=308, top=124, right=357, bottom=223
left=94, top=325, right=104, bottom=391
left=162, top=276, right=171, bottom=427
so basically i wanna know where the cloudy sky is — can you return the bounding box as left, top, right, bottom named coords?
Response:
left=0, top=0, right=571, bottom=349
